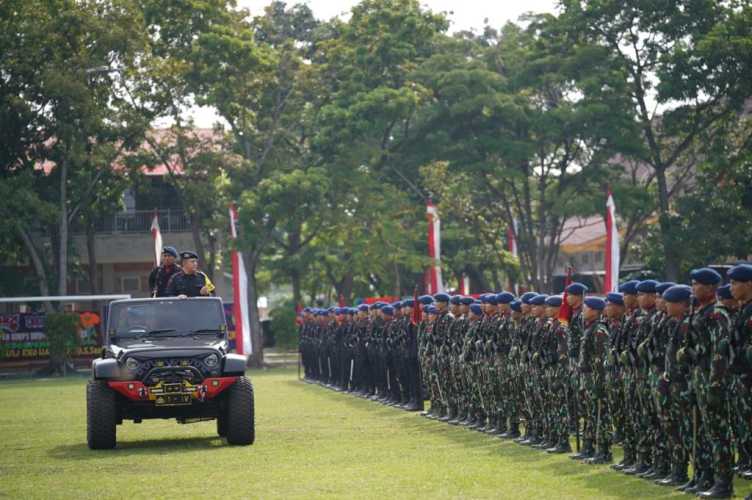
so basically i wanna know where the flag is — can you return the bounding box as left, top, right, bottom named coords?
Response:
left=229, top=204, right=252, bottom=355
left=150, top=212, right=162, bottom=267
left=426, top=199, right=444, bottom=294
left=411, top=286, right=422, bottom=326
left=458, top=274, right=470, bottom=295
left=507, top=220, right=518, bottom=259
left=604, top=190, right=620, bottom=293
left=558, top=267, right=574, bottom=325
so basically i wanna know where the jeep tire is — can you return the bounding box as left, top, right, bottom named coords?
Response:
left=87, top=380, right=118, bottom=449
left=225, top=376, right=254, bottom=445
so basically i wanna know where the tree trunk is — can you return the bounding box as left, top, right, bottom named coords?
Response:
left=58, top=158, right=68, bottom=299
left=290, top=268, right=302, bottom=306
left=17, top=224, right=53, bottom=312
left=189, top=212, right=207, bottom=271
left=243, top=253, right=264, bottom=368
left=655, top=166, right=679, bottom=281
left=86, top=221, right=99, bottom=294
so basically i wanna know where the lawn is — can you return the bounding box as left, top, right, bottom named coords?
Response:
left=1, top=367, right=750, bottom=499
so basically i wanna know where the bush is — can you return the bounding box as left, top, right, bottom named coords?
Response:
left=269, top=301, right=299, bottom=350
left=45, top=313, right=80, bottom=376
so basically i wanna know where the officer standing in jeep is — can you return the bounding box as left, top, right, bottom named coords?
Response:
left=148, top=246, right=182, bottom=297
left=165, top=251, right=216, bottom=298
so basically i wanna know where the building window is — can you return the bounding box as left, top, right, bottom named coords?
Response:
left=121, top=276, right=141, bottom=292
left=595, top=251, right=603, bottom=264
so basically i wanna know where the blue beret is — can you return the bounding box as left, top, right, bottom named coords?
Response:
left=382, top=305, right=395, bottom=316
left=584, top=297, right=606, bottom=310
left=460, top=296, right=474, bottom=305
left=426, top=305, right=438, bottom=314
left=303, top=307, right=311, bottom=313
left=530, top=294, right=548, bottom=306
left=656, top=282, right=676, bottom=295
left=619, top=280, right=639, bottom=295
left=334, top=308, right=344, bottom=315
left=496, top=292, right=516, bottom=304
left=418, top=295, right=434, bottom=305
left=402, top=299, right=415, bottom=307
left=717, top=284, right=733, bottom=300
left=510, top=300, right=522, bottom=312
left=565, top=282, right=588, bottom=295
left=690, top=267, right=722, bottom=286
left=434, top=293, right=450, bottom=303
left=637, top=280, right=659, bottom=293
left=545, top=295, right=563, bottom=307
left=348, top=308, right=357, bottom=315
left=521, top=292, right=538, bottom=304
left=606, top=292, right=624, bottom=306
left=485, top=294, right=499, bottom=305
left=479, top=293, right=491, bottom=303
left=729, top=264, right=752, bottom=282
left=392, top=301, right=402, bottom=309
left=328, top=307, right=336, bottom=313
left=473, top=299, right=482, bottom=304
left=449, top=295, right=462, bottom=305
left=357, top=304, right=369, bottom=312
left=663, top=284, right=692, bottom=303
left=469, top=304, right=483, bottom=315
left=162, top=246, right=178, bottom=258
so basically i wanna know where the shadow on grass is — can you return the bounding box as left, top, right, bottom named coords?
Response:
left=48, top=436, right=224, bottom=460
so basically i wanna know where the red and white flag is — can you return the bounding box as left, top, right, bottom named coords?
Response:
left=604, top=190, right=620, bottom=293
left=507, top=220, right=518, bottom=259
left=426, top=199, right=444, bottom=294
left=229, top=204, right=252, bottom=355
left=150, top=212, right=162, bottom=267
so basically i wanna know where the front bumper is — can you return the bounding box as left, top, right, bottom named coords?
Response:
left=108, top=377, right=238, bottom=406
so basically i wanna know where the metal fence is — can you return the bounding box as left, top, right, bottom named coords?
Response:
left=74, top=209, right=191, bottom=234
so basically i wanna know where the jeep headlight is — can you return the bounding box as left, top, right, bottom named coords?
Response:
left=125, top=357, right=139, bottom=371
left=204, top=354, right=219, bottom=368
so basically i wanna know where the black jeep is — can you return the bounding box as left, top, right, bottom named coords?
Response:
left=86, top=297, right=255, bottom=449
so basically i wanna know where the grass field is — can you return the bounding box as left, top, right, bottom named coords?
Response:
left=1, top=368, right=751, bottom=499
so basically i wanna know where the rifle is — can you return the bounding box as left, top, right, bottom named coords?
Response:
left=692, top=406, right=698, bottom=471
left=349, top=358, right=355, bottom=387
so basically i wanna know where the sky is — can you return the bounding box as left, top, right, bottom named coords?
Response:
left=184, top=0, right=558, bottom=127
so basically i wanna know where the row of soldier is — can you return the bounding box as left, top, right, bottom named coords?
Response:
left=298, top=263, right=752, bottom=499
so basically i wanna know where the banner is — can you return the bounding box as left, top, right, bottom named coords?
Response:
left=0, top=312, right=101, bottom=361
left=604, top=191, right=620, bottom=293
left=150, top=212, right=162, bottom=267
left=229, top=204, right=252, bottom=355
left=426, top=200, right=444, bottom=294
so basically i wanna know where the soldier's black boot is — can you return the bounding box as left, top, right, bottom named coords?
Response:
left=440, top=406, right=454, bottom=422
left=657, top=462, right=688, bottom=486
left=570, top=441, right=594, bottom=460
left=683, top=469, right=713, bottom=494
left=697, top=476, right=733, bottom=499
left=485, top=415, right=500, bottom=435
left=547, top=438, right=572, bottom=454
left=611, top=450, right=635, bottom=471
left=501, top=421, right=520, bottom=439
left=623, top=462, right=650, bottom=475
left=495, top=417, right=508, bottom=437
left=586, top=446, right=613, bottom=464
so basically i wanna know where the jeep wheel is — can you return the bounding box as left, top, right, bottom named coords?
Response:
left=225, top=376, right=254, bottom=445
left=87, top=380, right=117, bottom=449
left=217, top=411, right=227, bottom=437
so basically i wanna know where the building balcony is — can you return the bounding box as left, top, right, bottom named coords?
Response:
left=73, top=209, right=191, bottom=234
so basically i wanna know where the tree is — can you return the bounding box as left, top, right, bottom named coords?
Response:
left=560, top=0, right=752, bottom=280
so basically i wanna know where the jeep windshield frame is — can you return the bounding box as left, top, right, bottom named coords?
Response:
left=106, top=298, right=227, bottom=344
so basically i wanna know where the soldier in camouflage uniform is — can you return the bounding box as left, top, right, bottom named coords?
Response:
left=728, top=265, right=752, bottom=486
left=460, top=302, right=485, bottom=426
left=682, top=268, right=734, bottom=498
left=495, top=292, right=516, bottom=436
left=502, top=299, right=524, bottom=439
left=622, top=280, right=659, bottom=476
left=565, top=283, right=589, bottom=459
left=523, top=293, right=547, bottom=446
left=579, top=297, right=612, bottom=464
left=515, top=292, right=538, bottom=443
left=543, top=295, right=571, bottom=453
left=656, top=285, right=693, bottom=487
left=613, top=280, right=641, bottom=472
